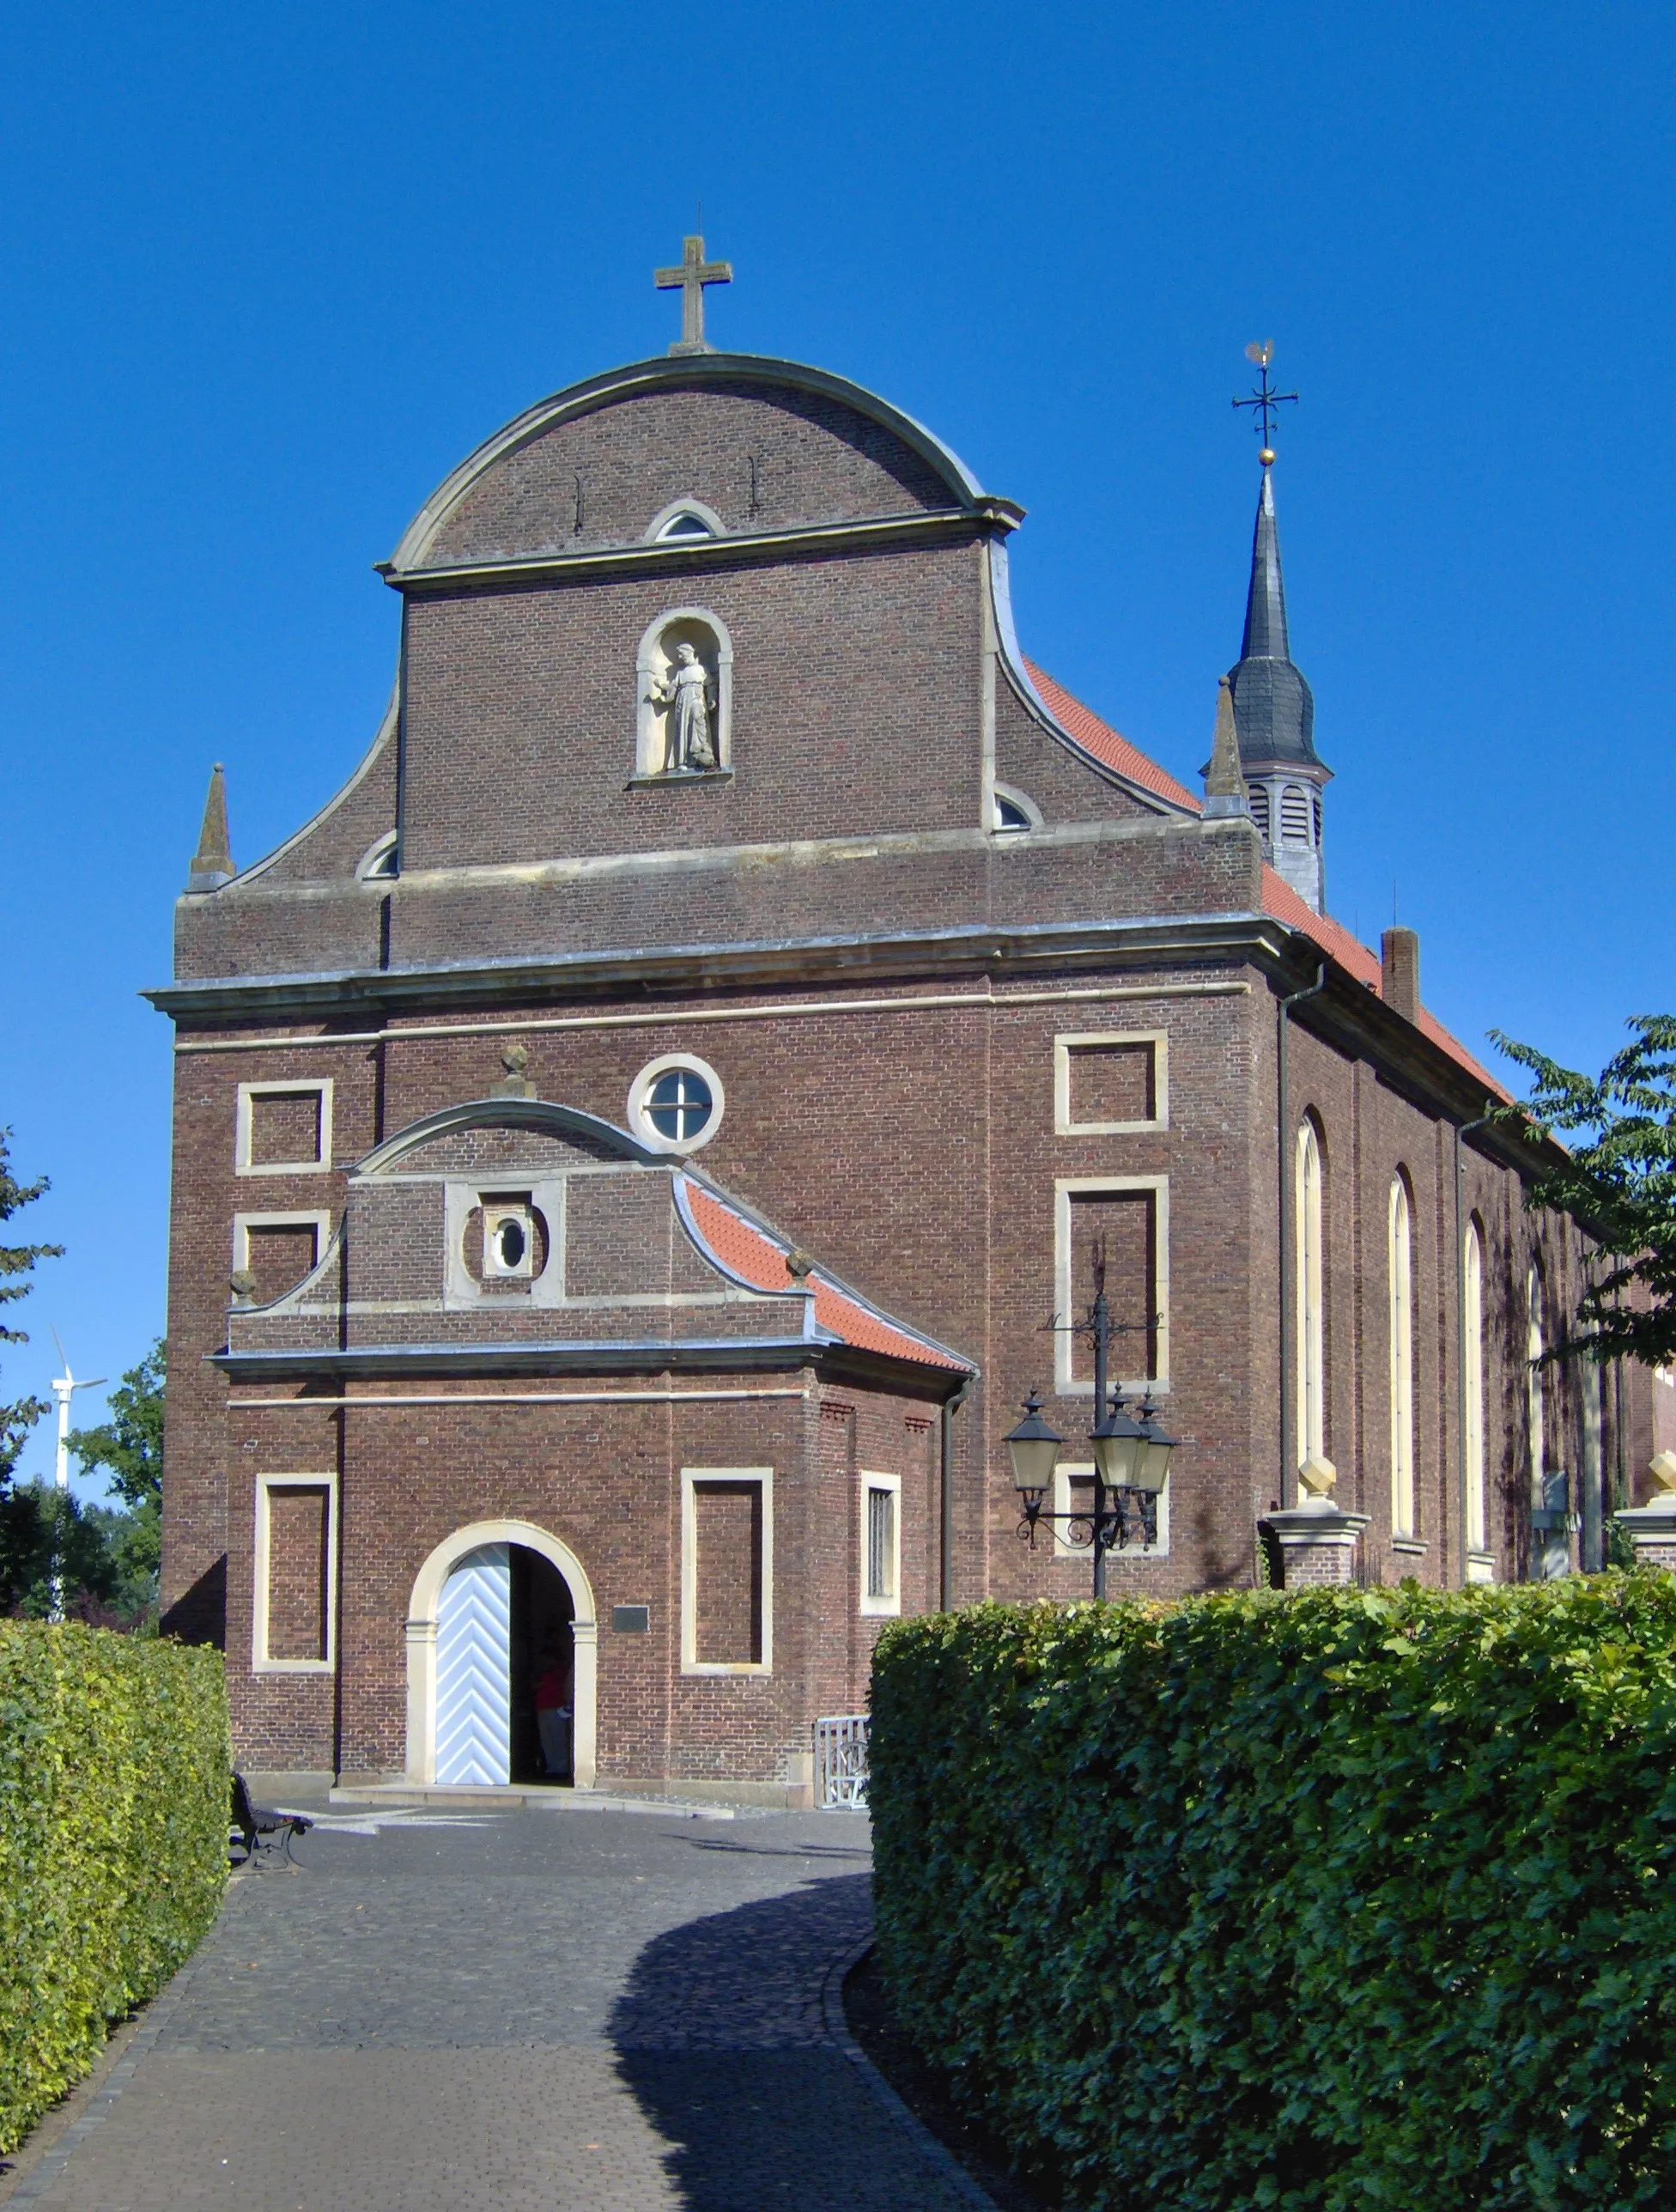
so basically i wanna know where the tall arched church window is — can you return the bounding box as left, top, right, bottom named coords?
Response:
left=1280, top=785, right=1311, bottom=843
left=1389, top=1174, right=1416, bottom=1535
left=635, top=608, right=734, bottom=781
left=1246, top=785, right=1271, bottom=838
left=1464, top=1220, right=1486, bottom=1554
left=1527, top=1265, right=1545, bottom=1481
left=1294, top=1119, right=1326, bottom=1477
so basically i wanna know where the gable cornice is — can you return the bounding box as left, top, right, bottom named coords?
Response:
left=352, top=1094, right=665, bottom=1176
left=378, top=503, right=1020, bottom=596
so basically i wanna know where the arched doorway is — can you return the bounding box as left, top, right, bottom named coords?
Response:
left=405, top=1521, right=597, bottom=1789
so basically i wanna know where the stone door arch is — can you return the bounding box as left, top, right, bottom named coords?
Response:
left=405, top=1520, right=598, bottom=1789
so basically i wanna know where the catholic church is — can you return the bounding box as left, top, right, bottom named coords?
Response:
left=151, top=244, right=1643, bottom=1803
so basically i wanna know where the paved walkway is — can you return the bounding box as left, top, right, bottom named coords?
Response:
left=9, top=1800, right=988, bottom=2212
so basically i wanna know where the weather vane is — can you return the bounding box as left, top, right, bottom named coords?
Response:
left=1232, top=339, right=1297, bottom=465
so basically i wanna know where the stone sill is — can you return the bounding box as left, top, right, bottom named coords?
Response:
left=1390, top=1538, right=1428, bottom=1555
left=626, top=769, right=735, bottom=790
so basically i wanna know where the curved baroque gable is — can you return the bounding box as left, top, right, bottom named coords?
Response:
left=395, top=356, right=986, bottom=570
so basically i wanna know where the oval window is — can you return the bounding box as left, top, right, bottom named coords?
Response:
left=495, top=1217, right=526, bottom=1271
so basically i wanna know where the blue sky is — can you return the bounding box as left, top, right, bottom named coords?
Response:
left=2, top=3, right=1671, bottom=1493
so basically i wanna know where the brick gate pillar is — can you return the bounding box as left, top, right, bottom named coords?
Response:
left=1262, top=1500, right=1370, bottom=1589
left=1612, top=1455, right=1676, bottom=1570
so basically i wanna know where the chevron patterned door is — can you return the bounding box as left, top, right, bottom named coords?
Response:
left=435, top=1543, right=512, bottom=1784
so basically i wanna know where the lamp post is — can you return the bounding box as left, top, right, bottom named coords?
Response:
left=1004, top=1267, right=1179, bottom=1599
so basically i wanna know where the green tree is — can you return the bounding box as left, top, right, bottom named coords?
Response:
left=67, top=1339, right=164, bottom=1614
left=1493, top=1013, right=1676, bottom=1366
left=0, top=1129, right=61, bottom=1486
left=0, top=1482, right=120, bottom=1619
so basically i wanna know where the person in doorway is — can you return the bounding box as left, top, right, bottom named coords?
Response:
left=534, top=1640, right=574, bottom=1780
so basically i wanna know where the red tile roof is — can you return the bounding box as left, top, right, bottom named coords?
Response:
left=1023, top=661, right=1507, bottom=1101
left=1022, top=660, right=1203, bottom=812
left=679, top=1180, right=972, bottom=1373
left=1257, top=866, right=1507, bottom=1098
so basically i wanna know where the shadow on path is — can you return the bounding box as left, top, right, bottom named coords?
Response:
left=610, top=1872, right=956, bottom=2210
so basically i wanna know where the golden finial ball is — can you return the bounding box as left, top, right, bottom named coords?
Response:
left=1259, top=447, right=1276, bottom=466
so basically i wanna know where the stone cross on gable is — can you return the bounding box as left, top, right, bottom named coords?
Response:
left=654, top=234, right=732, bottom=356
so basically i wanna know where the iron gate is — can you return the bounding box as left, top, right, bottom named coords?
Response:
left=814, top=1714, right=869, bottom=1809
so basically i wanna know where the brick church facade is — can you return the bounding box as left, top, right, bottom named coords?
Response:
left=151, top=301, right=1644, bottom=1801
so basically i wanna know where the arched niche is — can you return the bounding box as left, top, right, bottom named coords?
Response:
left=635, top=606, right=734, bottom=779
left=404, top=1518, right=598, bottom=1790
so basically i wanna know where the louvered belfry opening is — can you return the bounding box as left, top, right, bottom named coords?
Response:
left=1280, top=784, right=1312, bottom=843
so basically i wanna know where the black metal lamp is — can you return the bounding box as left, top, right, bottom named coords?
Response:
left=1129, top=1395, right=1181, bottom=1497
left=1089, top=1396, right=1148, bottom=1491
left=1005, top=1391, right=1064, bottom=1511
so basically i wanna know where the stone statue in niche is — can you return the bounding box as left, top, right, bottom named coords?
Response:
left=647, top=642, right=717, bottom=772
left=635, top=610, right=732, bottom=781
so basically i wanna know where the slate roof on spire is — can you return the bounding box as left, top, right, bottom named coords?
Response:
left=1228, top=468, right=1327, bottom=773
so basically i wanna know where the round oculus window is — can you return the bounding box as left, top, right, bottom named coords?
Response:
left=628, top=1054, right=726, bottom=1153
left=647, top=1066, right=711, bottom=1140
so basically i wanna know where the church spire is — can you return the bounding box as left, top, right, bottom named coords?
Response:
left=185, top=763, right=234, bottom=893
left=1225, top=344, right=1330, bottom=911
left=1227, top=460, right=1321, bottom=773
left=1241, top=466, right=1290, bottom=663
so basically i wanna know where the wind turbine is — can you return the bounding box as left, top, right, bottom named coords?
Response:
left=46, top=1330, right=106, bottom=1625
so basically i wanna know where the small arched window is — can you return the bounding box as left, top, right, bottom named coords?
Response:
left=991, top=783, right=1041, bottom=834
left=1389, top=1174, right=1416, bottom=1535
left=1246, top=784, right=1271, bottom=838
left=1312, top=793, right=1322, bottom=845
left=356, top=830, right=398, bottom=881
left=1280, top=785, right=1311, bottom=843
left=1464, top=1219, right=1486, bottom=1554
left=1295, top=1119, right=1326, bottom=1475
left=645, top=499, right=725, bottom=544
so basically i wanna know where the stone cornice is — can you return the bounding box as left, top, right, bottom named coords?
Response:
left=147, top=902, right=1548, bottom=1178
left=378, top=502, right=1016, bottom=595
left=148, top=909, right=1286, bottom=1023
left=211, top=1337, right=965, bottom=1399
left=183, top=811, right=1207, bottom=909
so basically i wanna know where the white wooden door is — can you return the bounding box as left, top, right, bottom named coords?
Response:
left=435, top=1542, right=512, bottom=1784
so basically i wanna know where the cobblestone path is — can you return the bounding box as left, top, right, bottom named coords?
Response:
left=15, top=1803, right=987, bottom=2211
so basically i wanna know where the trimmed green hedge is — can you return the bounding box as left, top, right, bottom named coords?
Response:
left=0, top=1624, right=228, bottom=2151
left=871, top=1576, right=1676, bottom=2212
